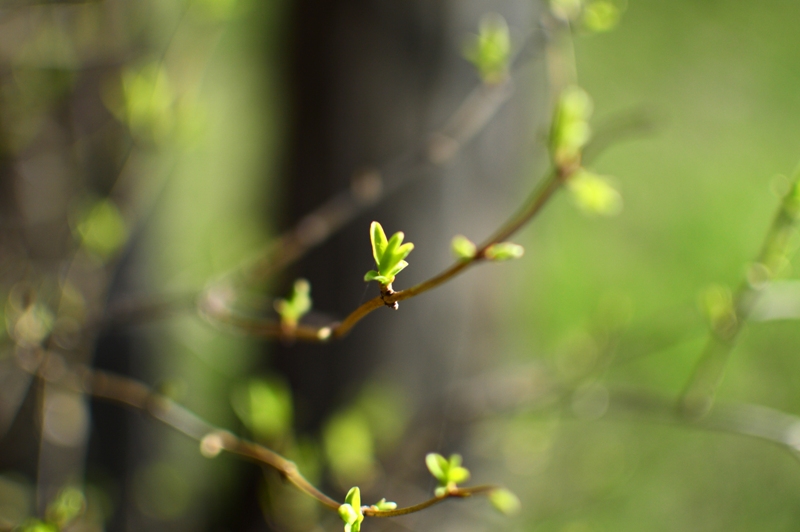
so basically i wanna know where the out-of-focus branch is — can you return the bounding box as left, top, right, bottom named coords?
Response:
left=680, top=170, right=800, bottom=417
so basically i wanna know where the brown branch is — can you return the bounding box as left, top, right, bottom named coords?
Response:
left=204, top=166, right=567, bottom=342
left=24, top=351, right=503, bottom=518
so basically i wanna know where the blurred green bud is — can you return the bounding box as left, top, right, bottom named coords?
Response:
left=567, top=169, right=623, bottom=216
left=550, top=0, right=584, bottom=21
left=364, top=222, right=414, bottom=286
left=339, top=487, right=364, bottom=532
left=464, top=14, right=512, bottom=84
left=582, top=1, right=621, bottom=32
left=274, top=279, right=312, bottom=328
left=425, top=453, right=471, bottom=492
left=489, top=488, right=521, bottom=516
left=46, top=486, right=85, bottom=528
left=484, top=242, right=525, bottom=261
left=76, top=199, right=128, bottom=260
left=370, top=498, right=397, bottom=511
left=451, top=235, right=477, bottom=260
left=550, top=86, right=594, bottom=167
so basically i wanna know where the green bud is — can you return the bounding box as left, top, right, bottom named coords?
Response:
left=567, top=169, right=623, bottom=216
left=339, top=487, right=364, bottom=532
left=425, top=453, right=471, bottom=491
left=371, top=498, right=398, bottom=511
left=274, top=279, right=312, bottom=327
left=484, top=242, right=525, bottom=261
left=550, top=86, right=594, bottom=167
left=365, top=222, right=414, bottom=286
left=489, top=488, right=521, bottom=516
left=451, top=235, right=477, bottom=260
left=464, top=14, right=512, bottom=84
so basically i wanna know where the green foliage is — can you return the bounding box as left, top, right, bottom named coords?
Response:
left=338, top=487, right=364, bottom=532
left=75, top=199, right=128, bottom=260
left=364, top=222, right=414, bottom=286
left=274, top=279, right=312, bottom=328
left=582, top=1, right=621, bottom=32
left=46, top=486, right=85, bottom=529
left=425, top=453, right=471, bottom=496
left=567, top=169, right=622, bottom=216
left=451, top=235, right=477, bottom=260
left=484, top=242, right=525, bottom=261
left=464, top=14, right=512, bottom=84
left=488, top=488, right=521, bottom=516
left=18, top=519, right=57, bottom=532
left=231, top=377, right=293, bottom=441
left=550, top=86, right=593, bottom=168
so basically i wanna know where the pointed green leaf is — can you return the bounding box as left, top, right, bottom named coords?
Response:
left=426, top=453, right=448, bottom=483
left=370, top=222, right=388, bottom=267
left=380, top=232, right=405, bottom=273
left=393, top=242, right=415, bottom=262
left=345, top=486, right=361, bottom=510
left=386, top=260, right=408, bottom=279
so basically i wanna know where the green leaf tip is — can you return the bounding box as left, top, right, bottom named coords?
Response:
left=339, top=487, right=364, bottom=532
left=365, top=222, right=414, bottom=286
left=464, top=13, right=511, bottom=84
left=274, top=278, right=312, bottom=327
left=489, top=488, right=521, bottom=516
left=485, top=242, right=525, bottom=261
left=425, top=453, right=471, bottom=492
left=451, top=235, right=477, bottom=260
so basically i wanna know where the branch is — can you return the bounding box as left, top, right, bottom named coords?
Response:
left=201, top=166, right=567, bottom=341
left=680, top=170, right=800, bottom=417
left=24, top=352, right=505, bottom=518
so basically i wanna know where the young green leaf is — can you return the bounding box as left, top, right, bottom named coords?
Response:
left=425, top=453, right=471, bottom=492
left=582, top=1, right=621, bottom=32
left=425, top=453, right=449, bottom=483
left=464, top=13, right=512, bottom=84
left=274, top=279, right=312, bottom=327
left=339, top=487, right=364, bottom=532
left=484, top=242, right=524, bottom=261
left=451, top=235, right=477, bottom=260
left=370, top=498, right=398, bottom=511
left=365, top=222, right=414, bottom=286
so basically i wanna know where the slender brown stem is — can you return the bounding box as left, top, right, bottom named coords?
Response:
left=363, top=485, right=498, bottom=518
